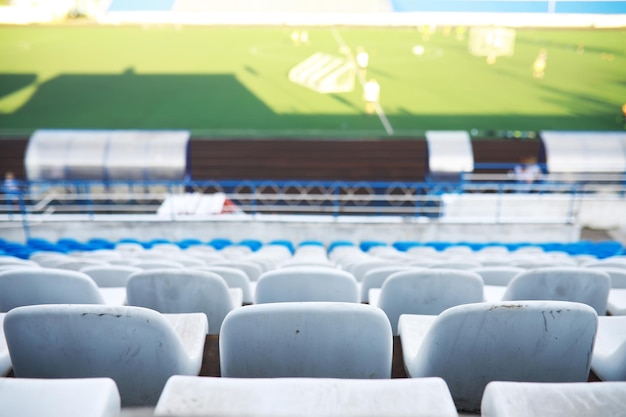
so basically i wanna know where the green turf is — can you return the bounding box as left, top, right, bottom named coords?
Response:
left=0, top=25, right=624, bottom=137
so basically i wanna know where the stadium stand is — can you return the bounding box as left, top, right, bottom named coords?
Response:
left=0, top=238, right=625, bottom=415
left=1, top=4, right=626, bottom=416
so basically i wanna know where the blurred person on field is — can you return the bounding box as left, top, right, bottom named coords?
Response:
left=533, top=49, right=548, bottom=79
left=356, top=47, right=369, bottom=79
left=363, top=78, right=380, bottom=116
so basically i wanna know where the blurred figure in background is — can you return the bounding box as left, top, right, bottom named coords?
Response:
left=363, top=78, right=380, bottom=116
left=533, top=49, right=548, bottom=79
left=512, top=156, right=542, bottom=192
left=356, top=47, right=369, bottom=79
left=3, top=171, right=21, bottom=211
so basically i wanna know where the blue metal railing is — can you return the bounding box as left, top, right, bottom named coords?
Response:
left=3, top=170, right=626, bottom=222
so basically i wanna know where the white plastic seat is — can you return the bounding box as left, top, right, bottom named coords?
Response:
left=585, top=260, right=626, bottom=270
left=280, top=261, right=336, bottom=269
left=481, top=381, right=626, bottom=417
left=373, top=269, right=484, bottom=334
left=475, top=266, right=526, bottom=302
left=134, top=252, right=173, bottom=261
left=0, top=256, right=38, bottom=267
left=429, top=261, right=482, bottom=270
left=0, top=263, right=39, bottom=271
left=126, top=269, right=240, bottom=334
left=398, top=300, right=598, bottom=413
left=349, top=260, right=396, bottom=282
left=591, top=316, right=626, bottom=381
left=502, top=267, right=611, bottom=315
left=478, top=259, right=515, bottom=267
left=4, top=304, right=207, bottom=407
left=220, top=302, right=392, bottom=378
left=155, top=376, right=457, bottom=417
left=512, top=260, right=575, bottom=269
left=133, top=260, right=185, bottom=270
left=360, top=265, right=414, bottom=303
left=98, top=287, right=128, bottom=306
left=583, top=267, right=626, bottom=289
left=35, top=256, right=73, bottom=268
left=472, top=266, right=524, bottom=286
left=0, top=377, right=121, bottom=417
left=193, top=265, right=253, bottom=304
left=213, top=261, right=263, bottom=281
left=406, top=246, right=439, bottom=257
left=165, top=256, right=207, bottom=268
left=255, top=267, right=358, bottom=304
left=151, top=243, right=183, bottom=253
left=81, top=265, right=142, bottom=287
left=54, top=259, right=109, bottom=271
left=608, top=288, right=626, bottom=315
left=0, top=313, right=9, bottom=376
left=114, top=242, right=145, bottom=253
left=0, top=269, right=104, bottom=312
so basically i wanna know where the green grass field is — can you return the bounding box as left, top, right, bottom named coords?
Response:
left=0, top=25, right=625, bottom=137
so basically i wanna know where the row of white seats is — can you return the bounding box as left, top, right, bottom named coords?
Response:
left=1, top=301, right=625, bottom=411
left=3, top=376, right=626, bottom=417
left=2, top=262, right=626, bottom=338
left=3, top=301, right=626, bottom=415
left=5, top=242, right=624, bottom=280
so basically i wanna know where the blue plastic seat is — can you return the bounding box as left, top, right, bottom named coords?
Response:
left=238, top=239, right=263, bottom=252
left=360, top=241, right=387, bottom=252
left=268, top=240, right=295, bottom=254
left=209, top=238, right=233, bottom=250
left=327, top=241, right=354, bottom=255
left=392, top=241, right=421, bottom=252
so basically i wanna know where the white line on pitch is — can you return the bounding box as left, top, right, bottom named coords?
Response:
left=331, top=28, right=394, bottom=136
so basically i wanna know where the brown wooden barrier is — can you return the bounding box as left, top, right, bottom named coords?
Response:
left=0, top=137, right=542, bottom=182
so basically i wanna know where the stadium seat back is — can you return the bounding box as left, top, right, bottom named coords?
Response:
left=502, top=267, right=610, bottom=314
left=4, top=304, right=206, bottom=407
left=399, top=300, right=598, bottom=413
left=377, top=269, right=484, bottom=334
left=0, top=269, right=104, bottom=312
left=126, top=269, right=236, bottom=334
left=255, top=267, right=358, bottom=304
left=220, top=302, right=392, bottom=378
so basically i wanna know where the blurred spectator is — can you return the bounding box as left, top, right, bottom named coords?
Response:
left=512, top=156, right=542, bottom=192
left=3, top=171, right=21, bottom=211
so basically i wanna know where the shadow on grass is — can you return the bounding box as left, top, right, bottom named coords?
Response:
left=0, top=74, right=37, bottom=99
left=0, top=71, right=622, bottom=134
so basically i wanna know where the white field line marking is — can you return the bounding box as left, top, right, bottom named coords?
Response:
left=331, top=28, right=394, bottom=136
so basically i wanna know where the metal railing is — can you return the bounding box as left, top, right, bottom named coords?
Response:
left=2, top=172, right=626, bottom=220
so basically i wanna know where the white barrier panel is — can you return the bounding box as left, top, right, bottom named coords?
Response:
left=426, top=131, right=474, bottom=174
left=25, top=130, right=190, bottom=181
left=541, top=131, right=626, bottom=173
